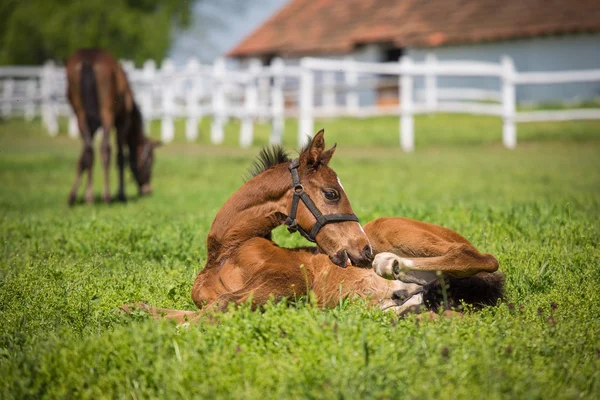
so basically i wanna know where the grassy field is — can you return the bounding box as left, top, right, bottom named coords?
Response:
left=1, top=115, right=600, bottom=399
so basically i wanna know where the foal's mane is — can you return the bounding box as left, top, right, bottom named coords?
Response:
left=246, top=145, right=291, bottom=180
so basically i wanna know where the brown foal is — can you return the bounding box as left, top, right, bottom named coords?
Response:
left=66, top=48, right=159, bottom=206
left=122, top=130, right=503, bottom=322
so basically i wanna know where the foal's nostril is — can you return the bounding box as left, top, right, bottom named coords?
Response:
left=362, top=244, right=374, bottom=262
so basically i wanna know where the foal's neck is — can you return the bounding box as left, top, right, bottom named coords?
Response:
left=206, top=164, right=291, bottom=266
left=127, top=103, right=148, bottom=155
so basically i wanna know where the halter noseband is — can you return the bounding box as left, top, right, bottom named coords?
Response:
left=284, top=159, right=359, bottom=243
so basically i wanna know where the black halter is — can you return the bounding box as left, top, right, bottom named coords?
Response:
left=284, top=159, right=359, bottom=243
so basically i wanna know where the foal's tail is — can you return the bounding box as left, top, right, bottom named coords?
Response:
left=423, top=271, right=505, bottom=310
left=80, top=61, right=100, bottom=128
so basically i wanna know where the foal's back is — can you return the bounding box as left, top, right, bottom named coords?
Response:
left=66, top=48, right=134, bottom=129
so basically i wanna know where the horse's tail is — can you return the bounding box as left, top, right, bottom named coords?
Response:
left=80, top=60, right=100, bottom=128
left=423, top=271, right=505, bottom=310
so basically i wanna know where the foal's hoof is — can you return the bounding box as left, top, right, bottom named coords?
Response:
left=84, top=192, right=94, bottom=204
left=102, top=194, right=112, bottom=204
left=68, top=193, right=77, bottom=207
left=373, top=253, right=438, bottom=285
left=115, top=193, right=127, bottom=203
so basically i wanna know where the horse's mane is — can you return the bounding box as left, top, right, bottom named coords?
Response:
left=246, top=145, right=291, bottom=180
left=245, top=136, right=317, bottom=181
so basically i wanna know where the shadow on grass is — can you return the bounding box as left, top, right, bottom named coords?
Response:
left=68, top=193, right=145, bottom=207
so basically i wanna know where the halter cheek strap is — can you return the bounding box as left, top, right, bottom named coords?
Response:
left=284, top=159, right=359, bottom=243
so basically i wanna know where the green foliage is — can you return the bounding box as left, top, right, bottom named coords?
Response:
left=0, top=0, right=194, bottom=65
left=1, top=116, right=600, bottom=398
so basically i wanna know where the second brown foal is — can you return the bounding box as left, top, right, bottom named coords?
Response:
left=66, top=48, right=160, bottom=205
left=122, top=130, right=503, bottom=322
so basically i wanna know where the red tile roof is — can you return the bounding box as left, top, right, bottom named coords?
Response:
left=228, top=0, right=600, bottom=58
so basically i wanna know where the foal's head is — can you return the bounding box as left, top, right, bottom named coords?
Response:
left=292, top=130, right=373, bottom=268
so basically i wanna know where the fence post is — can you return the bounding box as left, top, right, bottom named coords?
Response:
left=68, top=114, right=78, bottom=138
left=41, top=61, right=58, bottom=136
left=345, top=56, right=359, bottom=113
left=211, top=58, right=226, bottom=145
left=24, top=79, right=37, bottom=121
left=185, top=58, right=201, bottom=142
left=400, top=56, right=414, bottom=152
left=299, top=58, right=314, bottom=148
left=141, top=60, right=156, bottom=136
left=240, top=59, right=261, bottom=148
left=322, top=70, right=336, bottom=115
left=258, top=73, right=270, bottom=123
left=121, top=60, right=135, bottom=76
left=270, top=58, right=285, bottom=145
left=425, top=53, right=438, bottom=111
left=501, top=56, right=516, bottom=149
left=2, top=79, right=15, bottom=118
left=160, top=59, right=175, bottom=143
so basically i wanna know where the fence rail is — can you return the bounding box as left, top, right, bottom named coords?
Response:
left=1, top=55, right=599, bottom=150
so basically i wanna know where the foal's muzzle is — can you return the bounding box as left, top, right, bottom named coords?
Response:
left=331, top=244, right=374, bottom=269
left=140, top=184, right=153, bottom=195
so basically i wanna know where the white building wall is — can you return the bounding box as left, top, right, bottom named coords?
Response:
left=234, top=34, right=600, bottom=107
left=265, top=44, right=385, bottom=107
left=407, top=34, right=600, bottom=104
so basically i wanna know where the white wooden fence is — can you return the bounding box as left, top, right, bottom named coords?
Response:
left=1, top=55, right=599, bottom=151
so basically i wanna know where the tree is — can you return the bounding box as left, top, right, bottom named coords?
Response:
left=0, top=0, right=194, bottom=65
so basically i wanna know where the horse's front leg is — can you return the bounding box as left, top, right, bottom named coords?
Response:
left=114, top=117, right=128, bottom=202
left=372, top=245, right=498, bottom=282
left=364, top=217, right=499, bottom=281
left=99, top=110, right=113, bottom=204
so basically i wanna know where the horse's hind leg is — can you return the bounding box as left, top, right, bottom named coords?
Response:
left=207, top=267, right=309, bottom=312
left=114, top=116, right=128, bottom=202
left=68, top=112, right=96, bottom=206
left=99, top=113, right=113, bottom=203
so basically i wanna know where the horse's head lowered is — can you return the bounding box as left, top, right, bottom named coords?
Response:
left=286, top=129, right=373, bottom=268
left=137, top=139, right=160, bottom=195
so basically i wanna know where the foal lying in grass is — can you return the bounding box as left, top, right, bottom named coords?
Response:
left=122, top=130, right=503, bottom=321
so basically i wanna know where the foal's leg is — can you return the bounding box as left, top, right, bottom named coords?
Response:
left=365, top=218, right=498, bottom=281
left=208, top=266, right=309, bottom=312
left=68, top=112, right=96, bottom=206
left=99, top=112, right=113, bottom=203
left=114, top=117, right=128, bottom=202
left=82, top=142, right=96, bottom=204
left=372, top=245, right=498, bottom=282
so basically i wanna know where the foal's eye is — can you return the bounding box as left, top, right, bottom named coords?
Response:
left=323, top=189, right=340, bottom=201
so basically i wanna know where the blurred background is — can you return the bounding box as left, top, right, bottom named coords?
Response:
left=1, top=0, right=599, bottom=150
left=1, top=3, right=600, bottom=397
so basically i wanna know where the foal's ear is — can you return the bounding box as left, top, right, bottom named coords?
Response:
left=320, top=143, right=336, bottom=166
left=301, top=129, right=326, bottom=167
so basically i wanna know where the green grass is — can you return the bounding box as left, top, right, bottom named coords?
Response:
left=1, top=116, right=600, bottom=399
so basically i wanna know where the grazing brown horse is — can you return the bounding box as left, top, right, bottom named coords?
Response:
left=123, top=130, right=503, bottom=322
left=66, top=48, right=159, bottom=206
